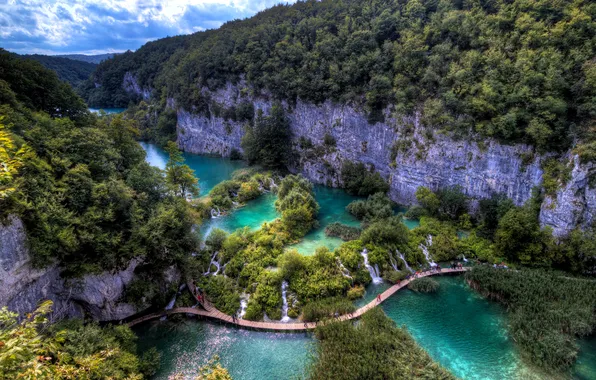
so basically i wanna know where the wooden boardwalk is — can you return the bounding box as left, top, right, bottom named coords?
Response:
left=128, top=267, right=470, bottom=331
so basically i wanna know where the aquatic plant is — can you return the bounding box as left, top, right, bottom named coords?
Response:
left=407, top=277, right=440, bottom=293
left=466, top=266, right=596, bottom=371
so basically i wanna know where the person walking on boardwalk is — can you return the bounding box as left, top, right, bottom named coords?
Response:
left=377, top=294, right=382, bottom=303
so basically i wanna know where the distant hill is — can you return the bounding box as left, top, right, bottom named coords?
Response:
left=55, top=53, right=116, bottom=64
left=23, top=54, right=96, bottom=88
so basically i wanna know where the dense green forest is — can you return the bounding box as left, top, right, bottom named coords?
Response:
left=23, top=54, right=97, bottom=88
left=83, top=0, right=595, bottom=154
left=0, top=50, right=199, bottom=280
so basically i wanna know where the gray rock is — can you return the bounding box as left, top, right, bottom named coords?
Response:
left=173, top=82, right=593, bottom=236
left=0, top=216, right=143, bottom=321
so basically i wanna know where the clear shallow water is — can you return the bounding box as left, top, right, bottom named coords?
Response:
left=89, top=107, right=127, bottom=114
left=383, top=276, right=535, bottom=380
left=575, top=336, right=596, bottom=380
left=140, top=142, right=247, bottom=196
left=135, top=319, right=314, bottom=380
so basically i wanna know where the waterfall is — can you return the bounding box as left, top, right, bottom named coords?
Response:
left=397, top=250, right=414, bottom=273
left=419, top=235, right=437, bottom=267
left=337, top=258, right=353, bottom=280
left=204, top=251, right=220, bottom=276
left=162, top=284, right=185, bottom=320
left=232, top=201, right=239, bottom=207
left=281, top=281, right=290, bottom=322
left=361, top=248, right=383, bottom=284
left=269, top=177, right=278, bottom=189
left=388, top=251, right=399, bottom=271
left=210, top=206, right=222, bottom=218
left=462, top=255, right=468, bottom=262
left=238, top=294, right=249, bottom=319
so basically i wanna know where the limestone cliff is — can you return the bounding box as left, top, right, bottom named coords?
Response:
left=174, top=82, right=594, bottom=237
left=0, top=216, right=143, bottom=321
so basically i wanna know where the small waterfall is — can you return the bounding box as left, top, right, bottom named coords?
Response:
left=269, top=177, right=278, bottom=189
left=388, top=251, right=399, bottom=271
left=419, top=235, right=437, bottom=267
left=397, top=250, right=414, bottom=273
left=238, top=294, right=249, bottom=319
left=361, top=248, right=383, bottom=284
left=232, top=201, right=240, bottom=207
left=462, top=255, right=468, bottom=262
left=162, top=284, right=185, bottom=320
left=204, top=251, right=220, bottom=276
left=210, top=206, right=222, bottom=218
left=337, top=258, right=353, bottom=280
left=281, top=281, right=290, bottom=322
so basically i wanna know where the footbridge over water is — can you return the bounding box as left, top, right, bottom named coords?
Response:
left=128, top=267, right=470, bottom=331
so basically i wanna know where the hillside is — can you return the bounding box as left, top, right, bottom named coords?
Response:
left=83, top=0, right=595, bottom=154
left=56, top=53, right=116, bottom=64
left=23, top=54, right=96, bottom=88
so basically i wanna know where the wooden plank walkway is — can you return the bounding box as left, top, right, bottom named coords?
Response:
left=128, top=267, right=470, bottom=331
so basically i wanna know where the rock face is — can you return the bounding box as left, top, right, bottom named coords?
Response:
left=174, top=82, right=594, bottom=237
left=0, top=216, right=142, bottom=321
left=123, top=72, right=151, bottom=100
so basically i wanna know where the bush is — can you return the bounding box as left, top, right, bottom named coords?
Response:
left=301, top=297, right=356, bottom=322
left=310, top=308, right=455, bottom=379
left=407, top=277, right=439, bottom=293
left=404, top=205, right=427, bottom=220
left=347, top=285, right=365, bottom=300
left=346, top=192, right=393, bottom=223
left=341, top=161, right=389, bottom=196
left=361, top=216, right=409, bottom=249
left=325, top=222, right=361, bottom=241
left=384, top=270, right=407, bottom=284
left=323, top=133, right=336, bottom=147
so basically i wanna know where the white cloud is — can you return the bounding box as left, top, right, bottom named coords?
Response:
left=1, top=0, right=295, bottom=54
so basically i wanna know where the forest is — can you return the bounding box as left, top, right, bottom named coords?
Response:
left=83, top=0, right=595, bottom=155
left=22, top=54, right=97, bottom=89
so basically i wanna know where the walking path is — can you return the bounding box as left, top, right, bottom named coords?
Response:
left=128, top=267, right=470, bottom=331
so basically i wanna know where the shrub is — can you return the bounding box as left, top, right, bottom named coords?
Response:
left=325, top=222, right=361, bottom=241
left=301, top=297, right=356, bottom=322
left=347, top=285, right=365, bottom=300
left=407, top=277, right=439, bottom=293
left=340, top=161, right=389, bottom=196
left=384, top=270, right=407, bottom=284
left=346, top=192, right=393, bottom=223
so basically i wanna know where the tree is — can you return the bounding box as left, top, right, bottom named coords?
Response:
left=241, top=102, right=291, bottom=169
left=415, top=186, right=439, bottom=215
left=165, top=141, right=199, bottom=198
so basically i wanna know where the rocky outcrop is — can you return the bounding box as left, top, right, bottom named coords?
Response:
left=123, top=72, right=151, bottom=100
left=173, top=82, right=594, bottom=236
left=0, top=216, right=143, bottom=321
left=540, top=156, right=596, bottom=237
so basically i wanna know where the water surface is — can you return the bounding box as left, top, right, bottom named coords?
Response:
left=135, top=319, right=313, bottom=380
left=89, top=107, right=127, bottom=114
left=140, top=142, right=246, bottom=196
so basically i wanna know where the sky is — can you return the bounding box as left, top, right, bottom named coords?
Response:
left=0, top=0, right=294, bottom=55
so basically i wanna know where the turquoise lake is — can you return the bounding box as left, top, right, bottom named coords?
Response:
left=138, top=142, right=595, bottom=380
left=89, top=107, right=127, bottom=114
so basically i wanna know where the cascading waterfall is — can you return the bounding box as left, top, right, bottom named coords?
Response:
left=281, top=281, right=290, bottom=322
left=388, top=251, right=399, bottom=271
left=210, top=206, right=222, bottom=218
left=419, top=235, right=437, bottom=267
left=238, top=294, right=249, bottom=319
left=269, top=177, right=278, bottom=189
left=462, top=255, right=468, bottom=262
left=397, top=250, right=414, bottom=273
left=337, top=258, right=353, bottom=280
left=361, top=248, right=383, bottom=284
left=161, top=284, right=185, bottom=320
left=204, top=252, right=220, bottom=276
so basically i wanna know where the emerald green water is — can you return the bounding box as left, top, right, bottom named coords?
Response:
left=140, top=142, right=247, bottom=196
left=137, top=142, right=595, bottom=379
left=89, top=107, right=127, bottom=114
left=135, top=320, right=314, bottom=379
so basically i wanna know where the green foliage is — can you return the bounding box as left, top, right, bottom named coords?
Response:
left=346, top=285, right=365, bottom=300
left=301, top=297, right=356, bottom=322
left=341, top=161, right=389, bottom=196
left=346, top=192, right=394, bottom=224
left=165, top=141, right=199, bottom=198
left=195, top=355, right=233, bottom=380
left=361, top=216, right=409, bottom=249
left=408, top=277, right=440, bottom=293
left=310, top=308, right=454, bottom=379
left=241, top=103, right=291, bottom=169
left=384, top=270, right=407, bottom=284
left=23, top=54, right=96, bottom=89
left=0, top=49, right=89, bottom=122
left=324, top=222, right=361, bottom=241
left=85, top=0, right=595, bottom=152
left=0, top=301, right=157, bottom=379
left=541, top=157, right=572, bottom=197
left=275, top=174, right=319, bottom=238
left=200, top=275, right=241, bottom=315
left=467, top=267, right=596, bottom=371
left=416, top=186, right=468, bottom=221
left=415, top=187, right=440, bottom=215
left=476, top=194, right=515, bottom=239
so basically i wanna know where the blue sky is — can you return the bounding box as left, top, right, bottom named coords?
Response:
left=1, top=0, right=294, bottom=55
